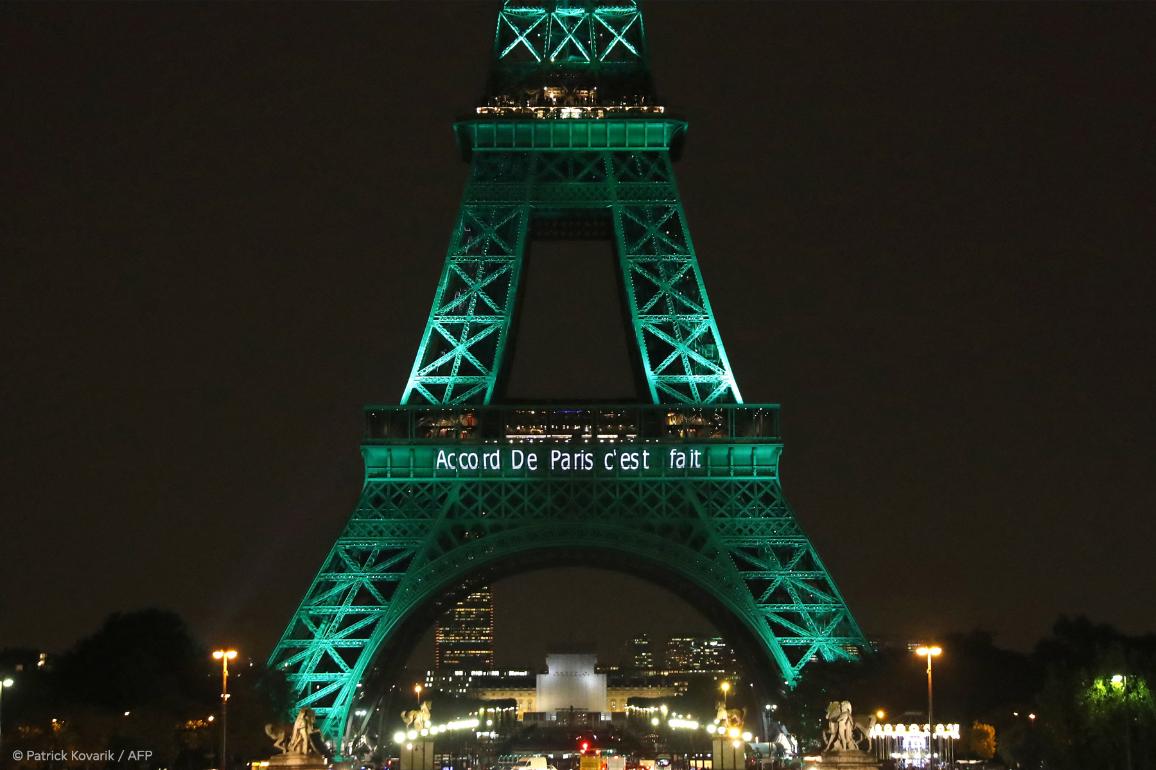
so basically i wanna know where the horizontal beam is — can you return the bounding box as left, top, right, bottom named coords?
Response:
left=455, top=118, right=687, bottom=156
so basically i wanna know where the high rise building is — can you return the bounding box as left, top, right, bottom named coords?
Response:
left=434, top=587, right=494, bottom=670
left=626, top=633, right=655, bottom=673
left=664, top=635, right=734, bottom=675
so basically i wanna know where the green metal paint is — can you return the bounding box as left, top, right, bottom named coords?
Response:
left=269, top=1, right=867, bottom=751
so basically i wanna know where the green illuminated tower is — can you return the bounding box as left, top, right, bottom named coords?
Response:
left=269, top=1, right=867, bottom=752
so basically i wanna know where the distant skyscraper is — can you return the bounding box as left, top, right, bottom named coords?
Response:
left=435, top=586, right=495, bottom=670
left=664, top=635, right=734, bottom=674
left=627, top=634, right=655, bottom=673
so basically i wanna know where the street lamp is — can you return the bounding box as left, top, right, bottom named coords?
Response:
left=0, top=678, right=13, bottom=756
left=1110, top=674, right=1132, bottom=770
left=915, top=646, right=942, bottom=767
left=212, top=649, right=238, bottom=770
left=414, top=683, right=423, bottom=706
left=720, top=680, right=731, bottom=710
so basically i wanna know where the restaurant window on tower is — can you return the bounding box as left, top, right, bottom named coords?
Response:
left=435, top=586, right=495, bottom=671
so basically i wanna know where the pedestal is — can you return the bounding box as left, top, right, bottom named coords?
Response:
left=818, top=750, right=880, bottom=769
left=711, top=737, right=744, bottom=770
left=400, top=739, right=435, bottom=770
left=263, top=753, right=330, bottom=770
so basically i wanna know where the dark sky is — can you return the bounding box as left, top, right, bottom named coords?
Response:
left=3, top=2, right=1155, bottom=668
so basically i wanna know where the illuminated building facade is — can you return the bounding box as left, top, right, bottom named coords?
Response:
left=468, top=653, right=679, bottom=720
left=434, top=587, right=495, bottom=671
left=627, top=634, right=656, bottom=673
left=424, top=667, right=534, bottom=696
left=535, top=653, right=607, bottom=713
left=664, top=635, right=735, bottom=675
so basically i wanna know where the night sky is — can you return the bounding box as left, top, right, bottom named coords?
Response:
left=3, top=2, right=1155, bottom=670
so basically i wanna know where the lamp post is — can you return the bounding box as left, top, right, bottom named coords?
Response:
left=720, top=681, right=730, bottom=710
left=414, top=683, right=423, bottom=706
left=915, top=646, right=942, bottom=767
left=212, top=649, right=238, bottom=770
left=0, top=678, right=13, bottom=756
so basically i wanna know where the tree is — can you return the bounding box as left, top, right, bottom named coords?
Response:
left=963, top=721, right=996, bottom=760
left=6, top=609, right=288, bottom=770
left=1030, top=616, right=1156, bottom=770
left=54, top=608, right=213, bottom=713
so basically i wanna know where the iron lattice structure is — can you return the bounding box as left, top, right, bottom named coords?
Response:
left=269, top=0, right=868, bottom=751
left=401, top=138, right=740, bottom=406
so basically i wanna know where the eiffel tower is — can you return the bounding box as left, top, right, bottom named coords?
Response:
left=269, top=0, right=867, bottom=751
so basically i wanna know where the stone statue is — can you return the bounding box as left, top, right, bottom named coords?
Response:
left=726, top=707, right=746, bottom=728
left=714, top=700, right=745, bottom=729
left=401, top=701, right=432, bottom=731
left=852, top=713, right=876, bottom=751
left=818, top=700, right=880, bottom=767
left=288, top=708, right=318, bottom=755
left=821, top=701, right=858, bottom=753
left=263, top=708, right=327, bottom=768
left=264, top=723, right=290, bottom=754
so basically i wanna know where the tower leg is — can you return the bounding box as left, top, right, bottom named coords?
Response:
left=403, top=203, right=529, bottom=405
left=608, top=151, right=741, bottom=405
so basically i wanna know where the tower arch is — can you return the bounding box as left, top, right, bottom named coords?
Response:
left=341, top=538, right=801, bottom=744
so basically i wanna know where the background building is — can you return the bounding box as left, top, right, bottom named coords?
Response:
left=424, top=668, right=534, bottom=699
left=626, top=633, right=656, bottom=674
left=536, top=653, right=607, bottom=713
left=434, top=586, right=495, bottom=671
left=663, top=635, right=735, bottom=675
left=468, top=653, right=678, bottom=720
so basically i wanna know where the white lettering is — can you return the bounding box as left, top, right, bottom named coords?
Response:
left=548, top=449, right=596, bottom=472
left=436, top=449, right=453, bottom=470
left=510, top=448, right=539, bottom=471
left=436, top=446, right=680, bottom=475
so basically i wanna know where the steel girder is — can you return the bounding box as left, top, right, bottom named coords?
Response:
left=495, top=2, right=646, bottom=67
left=268, top=435, right=866, bottom=748
left=401, top=143, right=742, bottom=406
